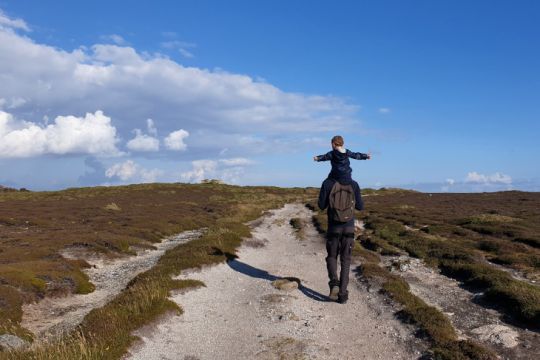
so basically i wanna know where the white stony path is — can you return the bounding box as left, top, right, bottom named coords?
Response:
left=22, top=230, right=203, bottom=340
left=127, top=203, right=422, bottom=360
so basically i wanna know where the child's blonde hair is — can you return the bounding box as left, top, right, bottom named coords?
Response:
left=331, top=135, right=344, bottom=147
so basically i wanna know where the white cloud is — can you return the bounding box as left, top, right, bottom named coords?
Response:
left=105, top=160, right=163, bottom=183
left=0, top=13, right=358, bottom=158
left=126, top=129, right=160, bottom=152
left=105, top=160, right=138, bottom=181
left=378, top=107, right=391, bottom=114
left=465, top=171, right=512, bottom=185
left=180, top=157, right=254, bottom=184
left=180, top=159, right=217, bottom=183
left=164, top=129, right=189, bottom=151
left=160, top=40, right=196, bottom=58
left=0, top=110, right=120, bottom=158
left=6, top=97, right=26, bottom=109
left=440, top=178, right=455, bottom=192
left=178, top=48, right=194, bottom=58
left=146, top=118, right=157, bottom=136
left=0, top=10, right=29, bottom=31
left=160, top=40, right=195, bottom=49
left=101, top=34, right=127, bottom=45
left=219, top=157, right=254, bottom=166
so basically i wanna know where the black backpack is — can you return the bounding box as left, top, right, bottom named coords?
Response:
left=329, top=182, right=355, bottom=222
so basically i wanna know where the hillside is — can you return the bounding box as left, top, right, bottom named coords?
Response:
left=0, top=186, right=538, bottom=359
left=312, top=190, right=540, bottom=359
left=0, top=183, right=312, bottom=357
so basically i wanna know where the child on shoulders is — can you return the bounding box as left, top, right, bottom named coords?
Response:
left=314, top=135, right=371, bottom=182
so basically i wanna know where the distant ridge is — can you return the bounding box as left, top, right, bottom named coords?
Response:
left=0, top=185, right=29, bottom=192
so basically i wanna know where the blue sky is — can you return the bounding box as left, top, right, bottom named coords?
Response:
left=0, top=0, right=539, bottom=192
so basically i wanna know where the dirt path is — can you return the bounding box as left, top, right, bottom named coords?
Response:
left=21, top=229, right=203, bottom=341
left=127, top=203, right=425, bottom=360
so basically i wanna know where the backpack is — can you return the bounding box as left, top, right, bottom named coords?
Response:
left=329, top=182, right=355, bottom=223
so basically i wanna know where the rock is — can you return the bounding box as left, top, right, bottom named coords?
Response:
left=103, top=202, right=121, bottom=211
left=271, top=279, right=299, bottom=291
left=399, top=263, right=410, bottom=272
left=471, top=324, right=519, bottom=348
left=390, top=258, right=411, bottom=272
left=279, top=311, right=300, bottom=321
left=0, top=334, right=29, bottom=350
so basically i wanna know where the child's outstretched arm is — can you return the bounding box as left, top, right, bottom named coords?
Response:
left=347, top=149, right=371, bottom=160
left=313, top=151, right=333, bottom=162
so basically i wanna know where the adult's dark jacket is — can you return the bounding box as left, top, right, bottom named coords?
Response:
left=318, top=177, right=363, bottom=230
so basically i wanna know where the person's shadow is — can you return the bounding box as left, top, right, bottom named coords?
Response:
left=222, top=251, right=329, bottom=302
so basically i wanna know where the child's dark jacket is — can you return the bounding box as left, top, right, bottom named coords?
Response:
left=315, top=149, right=369, bottom=181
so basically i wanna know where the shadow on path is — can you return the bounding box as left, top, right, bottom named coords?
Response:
left=226, top=256, right=329, bottom=302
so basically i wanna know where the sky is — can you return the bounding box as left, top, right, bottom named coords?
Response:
left=0, top=0, right=539, bottom=192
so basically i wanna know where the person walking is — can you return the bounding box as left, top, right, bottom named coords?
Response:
left=317, top=152, right=367, bottom=303
left=315, top=135, right=371, bottom=303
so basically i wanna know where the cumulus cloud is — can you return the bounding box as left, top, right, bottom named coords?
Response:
left=125, top=118, right=161, bottom=152
left=378, top=108, right=391, bottom=114
left=0, top=110, right=120, bottom=158
left=465, top=171, right=512, bottom=185
left=180, top=160, right=217, bottom=183
left=105, top=160, right=138, bottom=181
left=180, top=157, right=254, bottom=184
left=127, top=129, right=160, bottom=152
left=164, top=129, right=189, bottom=151
left=0, top=12, right=359, bottom=159
left=105, top=160, right=163, bottom=183
left=0, top=10, right=373, bottom=190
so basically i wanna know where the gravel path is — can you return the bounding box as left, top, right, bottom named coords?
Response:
left=127, top=203, right=423, bottom=360
left=21, top=229, right=203, bottom=341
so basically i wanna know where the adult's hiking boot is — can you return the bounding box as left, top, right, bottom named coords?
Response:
left=337, top=295, right=348, bottom=304
left=329, top=286, right=339, bottom=301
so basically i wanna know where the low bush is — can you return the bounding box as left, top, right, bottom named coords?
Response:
left=439, top=261, right=540, bottom=327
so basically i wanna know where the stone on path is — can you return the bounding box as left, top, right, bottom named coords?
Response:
left=471, top=324, right=519, bottom=348
left=271, top=279, right=299, bottom=291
